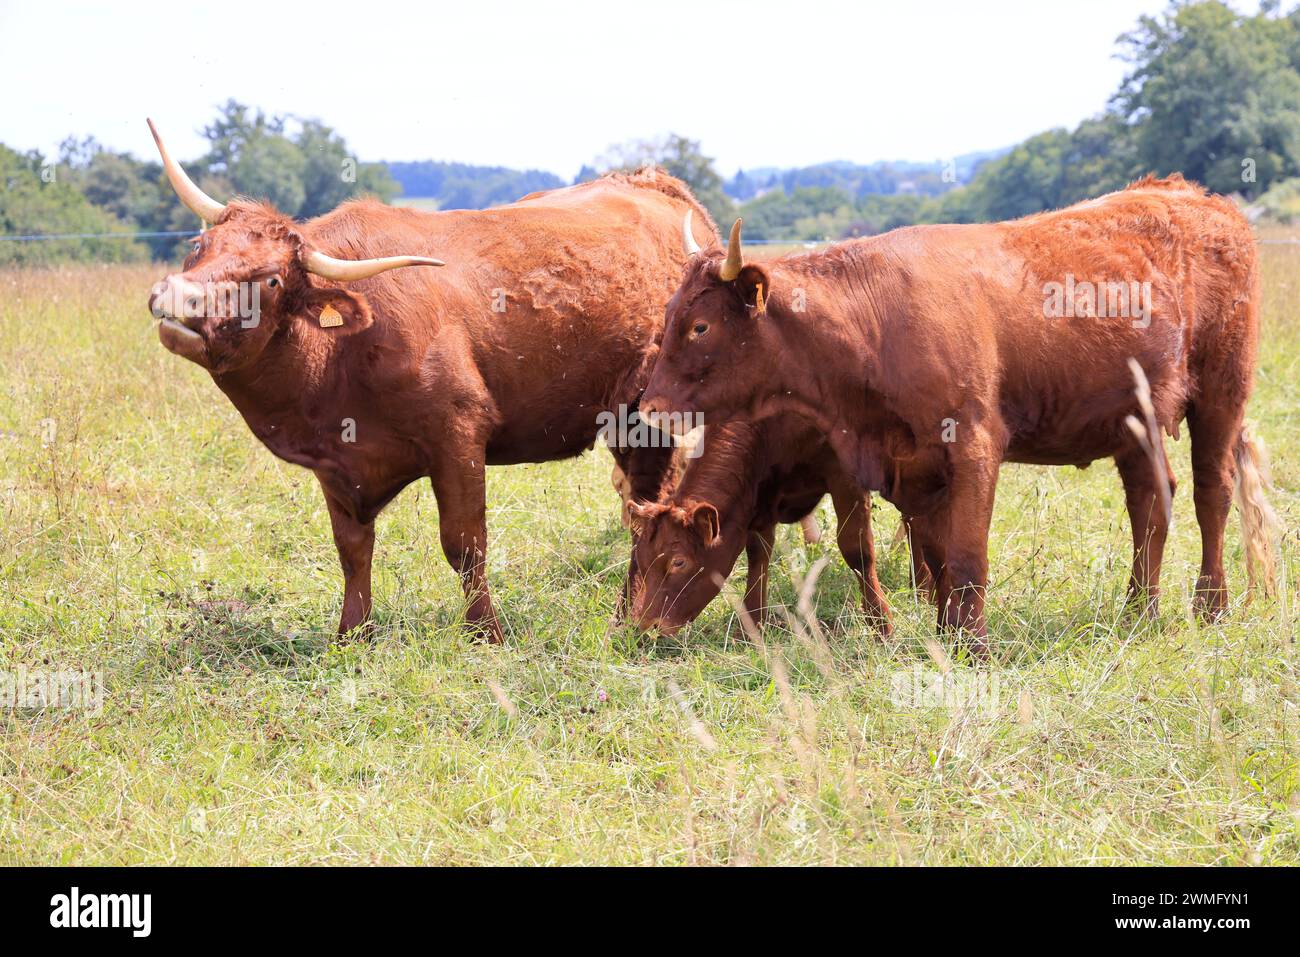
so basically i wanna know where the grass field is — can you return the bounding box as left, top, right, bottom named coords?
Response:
left=0, top=238, right=1297, bottom=865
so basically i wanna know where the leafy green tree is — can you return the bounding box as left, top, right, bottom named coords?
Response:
left=735, top=187, right=854, bottom=240
left=295, top=119, right=397, bottom=217
left=1114, top=0, right=1300, bottom=196
left=0, top=144, right=147, bottom=265
left=228, top=134, right=307, bottom=213
left=56, top=136, right=193, bottom=258
left=199, top=99, right=397, bottom=217
left=655, top=135, right=734, bottom=226
left=595, top=135, right=734, bottom=226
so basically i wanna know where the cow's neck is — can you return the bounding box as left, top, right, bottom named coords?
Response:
left=755, top=264, right=903, bottom=492
left=211, top=329, right=349, bottom=473
left=677, top=423, right=764, bottom=532
left=752, top=283, right=874, bottom=418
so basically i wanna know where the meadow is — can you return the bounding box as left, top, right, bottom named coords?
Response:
left=0, top=235, right=1297, bottom=865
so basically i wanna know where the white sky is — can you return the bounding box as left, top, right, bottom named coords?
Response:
left=1, top=0, right=1193, bottom=178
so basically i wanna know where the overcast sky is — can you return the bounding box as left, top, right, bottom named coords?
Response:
left=1, top=0, right=1199, bottom=178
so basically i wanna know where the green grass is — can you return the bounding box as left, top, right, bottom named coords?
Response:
left=0, top=252, right=1297, bottom=865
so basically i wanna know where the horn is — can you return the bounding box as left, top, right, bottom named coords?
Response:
left=682, top=209, right=702, bottom=256
left=719, top=218, right=744, bottom=281
left=146, top=118, right=226, bottom=224
left=303, top=249, right=445, bottom=282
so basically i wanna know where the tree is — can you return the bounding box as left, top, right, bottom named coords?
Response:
left=734, top=186, right=855, bottom=241
left=1114, top=0, right=1300, bottom=196
left=0, top=144, right=147, bottom=265
left=295, top=119, right=397, bottom=217
left=56, top=136, right=184, bottom=258
left=593, top=135, right=734, bottom=226
left=199, top=100, right=398, bottom=217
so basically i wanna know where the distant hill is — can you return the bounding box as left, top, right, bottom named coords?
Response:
left=724, top=148, right=1009, bottom=201
left=384, top=147, right=1011, bottom=211
left=384, top=160, right=565, bottom=210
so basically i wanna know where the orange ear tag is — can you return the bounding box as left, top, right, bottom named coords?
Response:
left=755, top=282, right=766, bottom=315
left=318, top=304, right=344, bottom=328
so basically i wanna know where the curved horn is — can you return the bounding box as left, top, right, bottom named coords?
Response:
left=146, top=118, right=226, bottom=224
left=682, top=209, right=702, bottom=256
left=719, top=218, right=744, bottom=281
left=303, top=249, right=445, bottom=282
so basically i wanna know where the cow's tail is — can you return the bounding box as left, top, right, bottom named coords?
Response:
left=1234, top=423, right=1279, bottom=599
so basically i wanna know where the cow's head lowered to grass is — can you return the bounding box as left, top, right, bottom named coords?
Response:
left=627, top=497, right=726, bottom=635
left=641, top=214, right=783, bottom=430
left=145, top=119, right=444, bottom=373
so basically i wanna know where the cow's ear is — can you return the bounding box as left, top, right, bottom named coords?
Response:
left=689, top=502, right=720, bottom=546
left=302, top=287, right=373, bottom=335
left=626, top=500, right=660, bottom=537
left=734, top=263, right=771, bottom=315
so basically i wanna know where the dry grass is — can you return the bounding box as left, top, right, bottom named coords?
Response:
left=0, top=250, right=1296, bottom=865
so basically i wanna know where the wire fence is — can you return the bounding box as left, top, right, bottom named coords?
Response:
left=1, top=230, right=1298, bottom=245
left=0, top=230, right=193, bottom=243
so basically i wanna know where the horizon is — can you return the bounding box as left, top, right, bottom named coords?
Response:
left=0, top=0, right=1204, bottom=180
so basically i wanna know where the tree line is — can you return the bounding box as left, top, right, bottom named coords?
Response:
left=1, top=102, right=397, bottom=266
left=2, top=1, right=1297, bottom=265
left=718, top=0, right=1300, bottom=240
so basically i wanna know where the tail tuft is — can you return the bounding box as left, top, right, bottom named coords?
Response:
left=1234, top=423, right=1280, bottom=600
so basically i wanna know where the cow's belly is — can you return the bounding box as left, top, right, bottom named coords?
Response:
left=484, top=404, right=605, bottom=465
left=1002, top=391, right=1138, bottom=467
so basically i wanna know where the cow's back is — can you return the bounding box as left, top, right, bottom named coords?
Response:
left=853, top=176, right=1258, bottom=464
left=325, top=174, right=716, bottom=466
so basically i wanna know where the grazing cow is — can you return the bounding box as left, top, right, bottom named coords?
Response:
left=642, top=179, right=1277, bottom=655
left=145, top=120, right=717, bottom=642
left=625, top=418, right=894, bottom=636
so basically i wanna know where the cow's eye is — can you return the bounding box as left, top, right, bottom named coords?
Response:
left=266, top=276, right=282, bottom=289
left=669, top=556, right=688, bottom=572
left=691, top=321, right=708, bottom=337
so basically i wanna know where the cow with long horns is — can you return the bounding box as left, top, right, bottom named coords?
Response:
left=644, top=178, right=1277, bottom=656
left=146, top=119, right=718, bottom=641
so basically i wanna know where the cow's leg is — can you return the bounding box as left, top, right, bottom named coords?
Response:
left=1115, top=444, right=1176, bottom=618
left=903, top=511, right=944, bottom=604
left=321, top=485, right=376, bottom=638
left=939, top=440, right=1000, bottom=657
left=828, top=479, right=892, bottom=635
left=431, top=458, right=503, bottom=643
left=1186, top=403, right=1244, bottom=620
left=742, top=523, right=776, bottom=629
left=612, top=443, right=675, bottom=621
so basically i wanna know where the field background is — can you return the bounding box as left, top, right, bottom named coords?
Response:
left=0, top=235, right=1297, bottom=865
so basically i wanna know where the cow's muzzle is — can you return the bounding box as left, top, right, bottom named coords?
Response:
left=150, top=275, right=209, bottom=365
left=639, top=398, right=692, bottom=437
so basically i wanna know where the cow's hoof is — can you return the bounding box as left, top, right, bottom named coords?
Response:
left=336, top=620, right=375, bottom=643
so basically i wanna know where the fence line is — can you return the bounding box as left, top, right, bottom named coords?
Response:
left=1, top=230, right=1297, bottom=245
left=0, top=230, right=192, bottom=243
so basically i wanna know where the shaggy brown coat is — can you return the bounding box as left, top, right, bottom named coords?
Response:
left=643, top=176, right=1275, bottom=654
left=151, top=173, right=717, bottom=640
left=627, top=419, right=893, bottom=635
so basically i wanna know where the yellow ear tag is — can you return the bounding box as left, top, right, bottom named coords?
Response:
left=318, top=304, right=344, bottom=328
left=755, top=282, right=766, bottom=315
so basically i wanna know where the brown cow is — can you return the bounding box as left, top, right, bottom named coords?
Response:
left=144, top=120, right=717, bottom=642
left=626, top=418, right=894, bottom=636
left=642, top=177, right=1277, bottom=656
